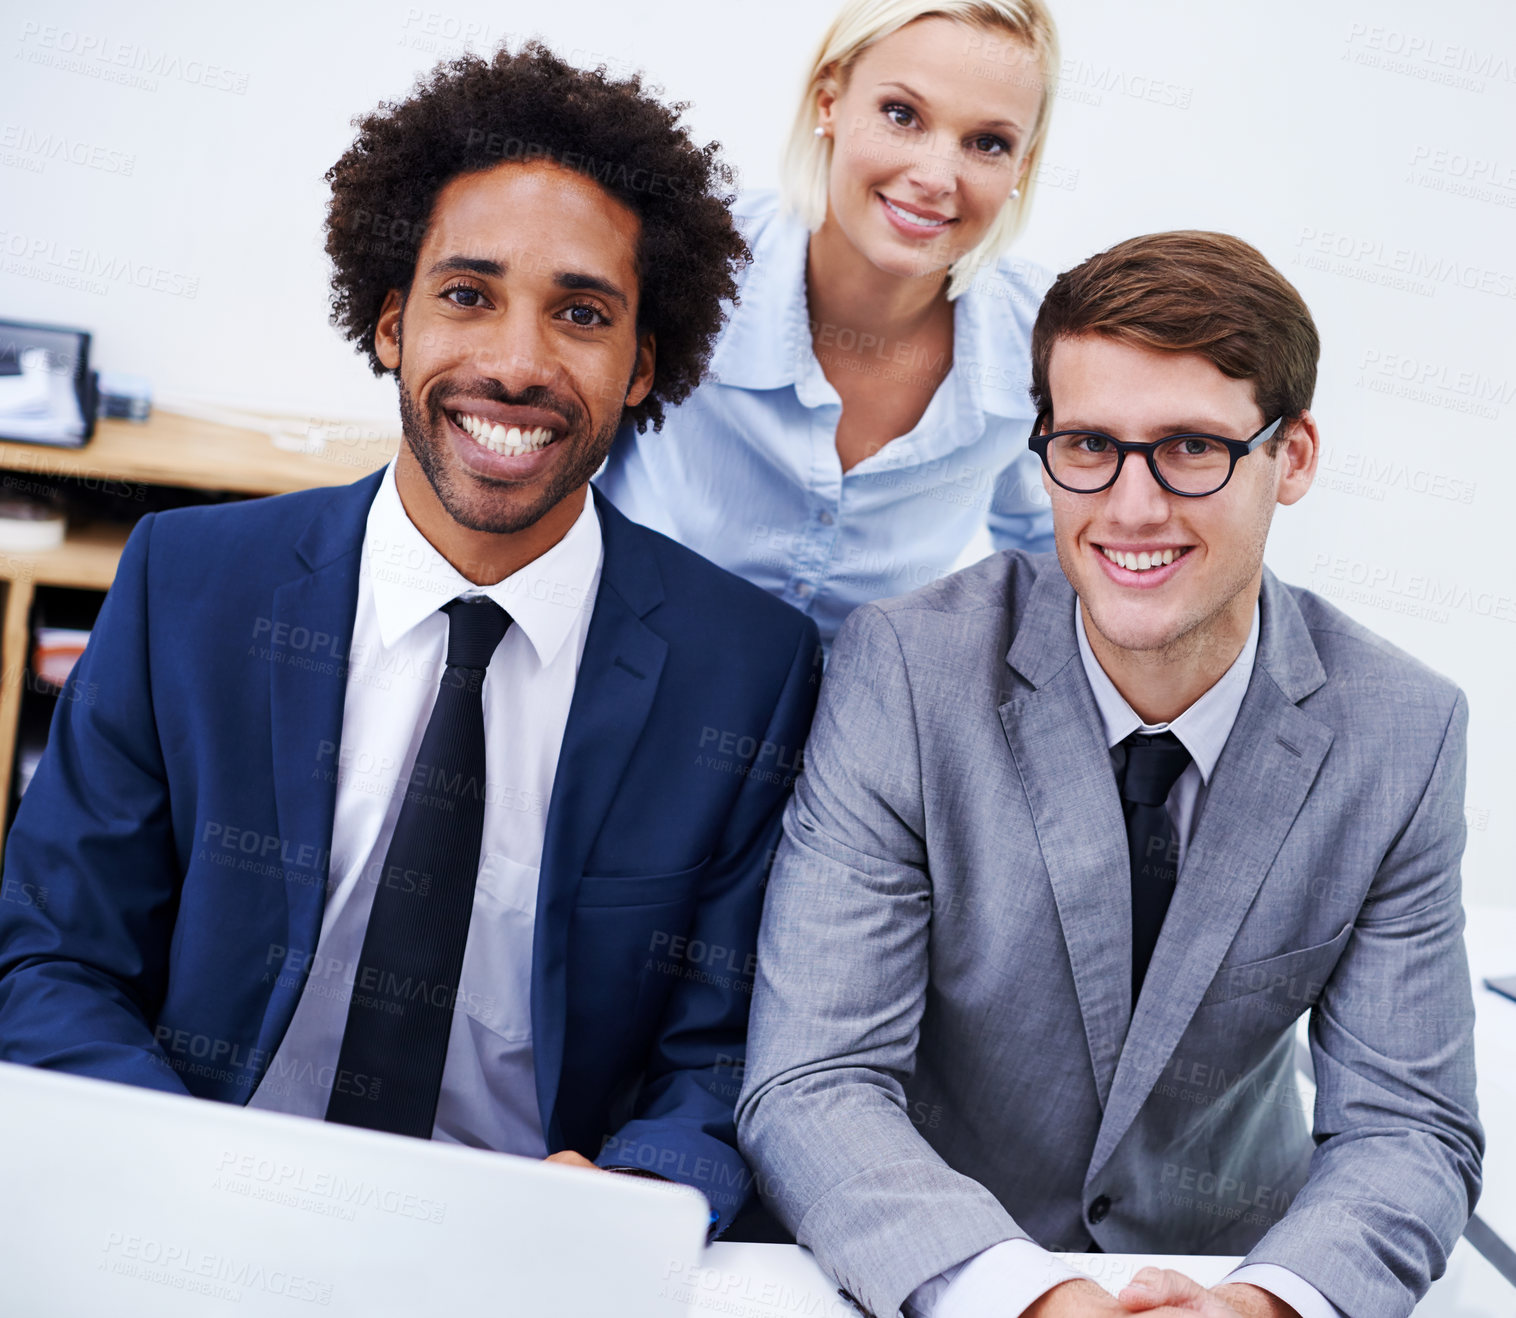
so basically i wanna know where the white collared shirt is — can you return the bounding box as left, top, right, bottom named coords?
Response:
left=910, top=599, right=1341, bottom=1318
left=247, top=462, right=603, bottom=1155
left=1075, top=599, right=1260, bottom=877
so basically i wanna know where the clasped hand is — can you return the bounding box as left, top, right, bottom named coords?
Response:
left=1027, top=1271, right=1299, bottom=1318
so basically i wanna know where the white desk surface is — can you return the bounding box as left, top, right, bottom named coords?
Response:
left=695, top=1239, right=1511, bottom=1317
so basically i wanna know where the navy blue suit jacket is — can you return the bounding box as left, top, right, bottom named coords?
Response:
left=0, top=471, right=820, bottom=1230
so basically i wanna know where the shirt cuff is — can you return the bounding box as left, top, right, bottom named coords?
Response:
left=904, top=1239, right=1083, bottom=1318
left=1225, top=1264, right=1343, bottom=1318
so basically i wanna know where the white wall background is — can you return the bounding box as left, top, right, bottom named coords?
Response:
left=2, top=0, right=1513, bottom=903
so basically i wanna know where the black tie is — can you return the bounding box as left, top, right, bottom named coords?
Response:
left=1116, top=730, right=1193, bottom=1005
left=325, top=596, right=511, bottom=1137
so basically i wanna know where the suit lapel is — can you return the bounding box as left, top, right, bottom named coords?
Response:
left=531, top=491, right=668, bottom=1146
left=1000, top=568, right=1132, bottom=1108
left=1089, top=572, right=1334, bottom=1177
left=256, top=473, right=380, bottom=1067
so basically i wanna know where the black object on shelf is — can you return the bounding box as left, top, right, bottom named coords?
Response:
left=0, top=317, right=99, bottom=448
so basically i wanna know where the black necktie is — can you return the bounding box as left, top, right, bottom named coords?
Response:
left=1116, top=730, right=1192, bottom=1005
left=325, top=596, right=511, bottom=1137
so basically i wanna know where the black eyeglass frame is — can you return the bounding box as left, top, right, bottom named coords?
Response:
left=1027, top=413, right=1286, bottom=497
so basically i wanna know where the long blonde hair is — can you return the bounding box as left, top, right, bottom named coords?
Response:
left=781, top=0, right=1060, bottom=298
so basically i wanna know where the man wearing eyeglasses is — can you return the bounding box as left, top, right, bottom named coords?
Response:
left=736, top=231, right=1481, bottom=1318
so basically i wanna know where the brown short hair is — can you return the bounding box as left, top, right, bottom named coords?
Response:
left=1029, top=231, right=1319, bottom=438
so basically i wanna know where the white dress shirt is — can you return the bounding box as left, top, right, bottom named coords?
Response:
left=247, top=462, right=603, bottom=1156
left=909, top=601, right=1341, bottom=1318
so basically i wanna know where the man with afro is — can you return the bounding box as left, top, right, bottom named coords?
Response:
left=0, top=43, right=819, bottom=1234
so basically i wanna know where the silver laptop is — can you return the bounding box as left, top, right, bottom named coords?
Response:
left=0, top=1061, right=710, bottom=1316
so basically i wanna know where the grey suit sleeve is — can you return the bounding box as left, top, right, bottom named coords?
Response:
left=1242, top=689, right=1483, bottom=1318
left=736, top=604, right=1025, bottom=1318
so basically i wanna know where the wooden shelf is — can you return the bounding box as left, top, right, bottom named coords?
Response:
left=0, top=407, right=397, bottom=855
left=0, top=408, right=395, bottom=497
left=0, top=522, right=132, bottom=591
left=0, top=522, right=134, bottom=814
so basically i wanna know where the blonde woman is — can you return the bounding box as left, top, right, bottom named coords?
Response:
left=597, top=0, right=1060, bottom=647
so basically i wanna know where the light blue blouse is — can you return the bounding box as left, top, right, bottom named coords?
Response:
left=595, top=192, right=1054, bottom=647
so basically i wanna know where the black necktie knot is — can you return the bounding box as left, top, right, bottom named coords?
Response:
left=443, top=597, right=511, bottom=670
left=1118, top=731, right=1192, bottom=808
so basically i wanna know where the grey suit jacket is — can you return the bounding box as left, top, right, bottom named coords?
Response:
left=736, top=551, right=1482, bottom=1318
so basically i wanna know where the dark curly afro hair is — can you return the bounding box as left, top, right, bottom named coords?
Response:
left=325, top=41, right=749, bottom=433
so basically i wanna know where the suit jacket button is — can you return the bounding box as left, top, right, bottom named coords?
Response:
left=1088, top=1195, right=1111, bottom=1224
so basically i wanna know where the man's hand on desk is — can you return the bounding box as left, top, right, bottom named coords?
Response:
left=1023, top=1278, right=1130, bottom=1315
left=1021, top=1271, right=1302, bottom=1318
left=542, top=1151, right=670, bottom=1182
left=543, top=1151, right=602, bottom=1171
left=1117, top=1270, right=1300, bottom=1318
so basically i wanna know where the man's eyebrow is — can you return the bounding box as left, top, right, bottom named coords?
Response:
left=554, top=271, right=629, bottom=313
left=1058, top=417, right=1244, bottom=437
left=425, top=255, right=505, bottom=280
left=1150, top=418, right=1247, bottom=437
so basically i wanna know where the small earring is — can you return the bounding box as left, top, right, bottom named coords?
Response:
left=1010, top=187, right=1020, bottom=199
left=814, top=126, right=826, bottom=138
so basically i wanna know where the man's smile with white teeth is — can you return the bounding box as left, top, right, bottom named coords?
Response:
left=451, top=410, right=557, bottom=457
left=1100, top=545, right=1190, bottom=573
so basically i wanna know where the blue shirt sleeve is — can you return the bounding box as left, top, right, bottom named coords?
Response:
left=987, top=449, right=1054, bottom=555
